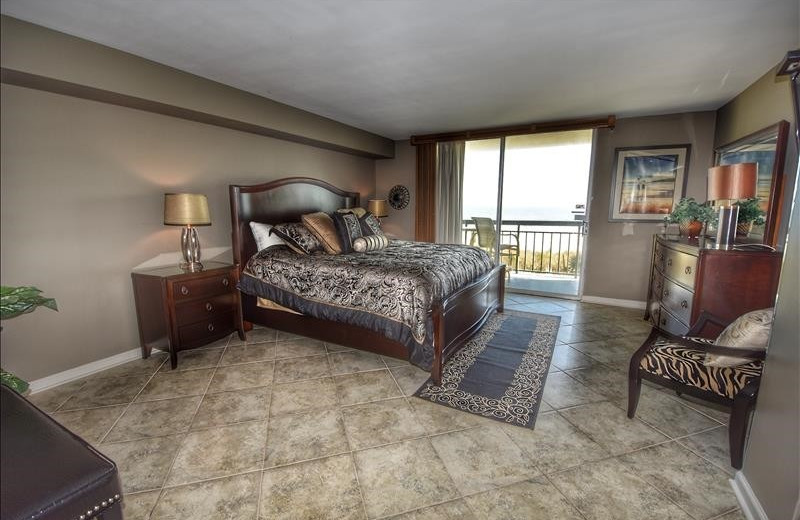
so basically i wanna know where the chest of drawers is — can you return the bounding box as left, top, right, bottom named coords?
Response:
left=132, top=262, right=245, bottom=369
left=645, top=235, right=782, bottom=337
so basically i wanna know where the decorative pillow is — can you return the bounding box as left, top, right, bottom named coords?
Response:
left=331, top=212, right=363, bottom=253
left=705, top=308, right=774, bottom=367
left=270, top=222, right=325, bottom=255
left=358, top=212, right=385, bottom=237
left=249, top=222, right=286, bottom=251
left=353, top=235, right=390, bottom=252
left=336, top=207, right=367, bottom=218
left=301, top=212, right=342, bottom=254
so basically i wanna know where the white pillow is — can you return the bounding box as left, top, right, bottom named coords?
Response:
left=249, top=222, right=285, bottom=251
left=704, top=308, right=773, bottom=367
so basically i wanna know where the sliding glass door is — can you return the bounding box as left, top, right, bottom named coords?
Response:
left=462, top=130, right=594, bottom=297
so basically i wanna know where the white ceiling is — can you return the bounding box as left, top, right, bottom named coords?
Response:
left=2, top=1, right=798, bottom=140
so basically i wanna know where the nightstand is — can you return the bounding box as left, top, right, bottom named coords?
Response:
left=131, top=261, right=245, bottom=369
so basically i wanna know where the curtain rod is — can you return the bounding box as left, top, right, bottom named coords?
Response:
left=410, top=115, right=616, bottom=145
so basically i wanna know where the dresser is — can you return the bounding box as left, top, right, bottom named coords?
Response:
left=131, top=262, right=245, bottom=369
left=644, top=235, right=782, bottom=338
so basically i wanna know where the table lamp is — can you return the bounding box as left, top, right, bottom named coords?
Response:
left=707, top=163, right=757, bottom=249
left=164, top=193, right=211, bottom=271
left=368, top=199, right=389, bottom=219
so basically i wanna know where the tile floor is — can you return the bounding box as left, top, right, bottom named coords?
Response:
left=29, top=294, right=746, bottom=520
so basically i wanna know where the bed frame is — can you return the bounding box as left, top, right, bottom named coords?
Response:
left=229, top=177, right=505, bottom=384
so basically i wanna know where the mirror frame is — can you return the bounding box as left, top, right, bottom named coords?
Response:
left=715, top=120, right=790, bottom=247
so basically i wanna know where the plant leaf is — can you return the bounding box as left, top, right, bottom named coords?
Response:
left=0, top=368, right=29, bottom=394
left=0, top=286, right=58, bottom=320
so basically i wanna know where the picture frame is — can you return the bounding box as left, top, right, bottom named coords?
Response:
left=714, top=121, right=790, bottom=247
left=609, top=145, right=691, bottom=222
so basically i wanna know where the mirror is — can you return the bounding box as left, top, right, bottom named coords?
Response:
left=715, top=120, right=790, bottom=247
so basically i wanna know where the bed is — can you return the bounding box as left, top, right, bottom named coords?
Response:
left=229, top=177, right=505, bottom=384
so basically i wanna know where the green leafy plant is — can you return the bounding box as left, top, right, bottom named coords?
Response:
left=734, top=198, right=766, bottom=225
left=0, top=286, right=58, bottom=393
left=666, top=197, right=716, bottom=224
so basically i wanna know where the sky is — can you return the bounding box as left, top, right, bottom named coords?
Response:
left=462, top=133, right=593, bottom=222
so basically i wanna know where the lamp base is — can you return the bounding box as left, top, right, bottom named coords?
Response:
left=713, top=206, right=739, bottom=250
left=180, top=226, right=204, bottom=271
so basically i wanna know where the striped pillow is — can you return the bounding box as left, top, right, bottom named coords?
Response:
left=352, top=235, right=390, bottom=252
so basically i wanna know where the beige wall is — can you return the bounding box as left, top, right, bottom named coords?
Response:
left=1, top=16, right=394, bottom=158
left=375, top=140, right=416, bottom=240
left=717, top=66, right=799, bottom=520
left=0, top=84, right=376, bottom=381
left=582, top=112, right=717, bottom=302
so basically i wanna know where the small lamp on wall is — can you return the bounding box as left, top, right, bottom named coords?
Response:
left=707, top=163, right=757, bottom=249
left=368, top=199, right=389, bottom=219
left=164, top=193, right=211, bottom=271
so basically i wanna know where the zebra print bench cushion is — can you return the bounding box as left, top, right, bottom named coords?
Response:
left=640, top=342, right=762, bottom=400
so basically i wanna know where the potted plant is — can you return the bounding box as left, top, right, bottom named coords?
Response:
left=734, top=198, right=766, bottom=237
left=0, top=286, right=58, bottom=393
left=667, top=198, right=715, bottom=238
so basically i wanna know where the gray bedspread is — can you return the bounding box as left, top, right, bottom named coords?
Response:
left=238, top=240, right=494, bottom=369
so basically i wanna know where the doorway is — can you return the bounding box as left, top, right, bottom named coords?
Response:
left=462, top=130, right=594, bottom=298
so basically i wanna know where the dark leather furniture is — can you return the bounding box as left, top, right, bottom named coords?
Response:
left=1, top=384, right=123, bottom=520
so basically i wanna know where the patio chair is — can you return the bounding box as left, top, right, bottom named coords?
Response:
left=628, top=309, right=771, bottom=469
left=471, top=217, right=519, bottom=275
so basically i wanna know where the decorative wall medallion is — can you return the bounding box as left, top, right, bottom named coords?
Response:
left=388, top=185, right=410, bottom=210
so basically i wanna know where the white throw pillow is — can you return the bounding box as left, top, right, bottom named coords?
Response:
left=249, top=222, right=285, bottom=251
left=704, top=308, right=773, bottom=367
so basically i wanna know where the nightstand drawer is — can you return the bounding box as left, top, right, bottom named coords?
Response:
left=662, top=248, right=697, bottom=290
left=175, top=293, right=237, bottom=325
left=661, top=279, right=693, bottom=326
left=172, top=273, right=233, bottom=301
left=178, top=312, right=235, bottom=345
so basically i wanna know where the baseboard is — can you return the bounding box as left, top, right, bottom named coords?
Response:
left=580, top=295, right=646, bottom=310
left=28, top=347, right=151, bottom=393
left=731, top=471, right=769, bottom=520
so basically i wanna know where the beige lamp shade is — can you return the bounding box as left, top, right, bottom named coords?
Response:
left=368, top=199, right=389, bottom=218
left=164, top=193, right=211, bottom=226
left=707, top=163, right=758, bottom=201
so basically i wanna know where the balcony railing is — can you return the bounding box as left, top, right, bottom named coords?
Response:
left=462, top=219, right=585, bottom=277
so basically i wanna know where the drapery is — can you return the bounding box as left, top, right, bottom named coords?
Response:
left=435, top=141, right=465, bottom=244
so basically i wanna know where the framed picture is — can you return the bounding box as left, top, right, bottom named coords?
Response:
left=715, top=121, right=790, bottom=247
left=609, top=145, right=691, bottom=222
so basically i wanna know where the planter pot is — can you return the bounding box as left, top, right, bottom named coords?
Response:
left=736, top=221, right=753, bottom=237
left=679, top=220, right=703, bottom=239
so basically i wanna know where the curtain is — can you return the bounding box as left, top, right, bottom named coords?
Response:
left=435, top=141, right=465, bottom=244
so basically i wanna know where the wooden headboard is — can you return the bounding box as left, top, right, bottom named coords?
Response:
left=229, top=177, right=360, bottom=268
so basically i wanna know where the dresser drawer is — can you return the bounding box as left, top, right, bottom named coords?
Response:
left=649, top=270, right=665, bottom=302
left=172, top=273, right=234, bottom=301
left=661, top=279, right=693, bottom=326
left=662, top=247, right=698, bottom=289
left=656, top=306, right=690, bottom=336
left=177, top=312, right=235, bottom=345
left=174, top=293, right=237, bottom=325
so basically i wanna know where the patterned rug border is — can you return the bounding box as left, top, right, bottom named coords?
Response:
left=414, top=310, right=559, bottom=428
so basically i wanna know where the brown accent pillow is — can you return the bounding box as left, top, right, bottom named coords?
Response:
left=301, top=212, right=342, bottom=254
left=336, top=207, right=367, bottom=218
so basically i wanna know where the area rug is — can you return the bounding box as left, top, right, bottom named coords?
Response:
left=414, top=310, right=559, bottom=428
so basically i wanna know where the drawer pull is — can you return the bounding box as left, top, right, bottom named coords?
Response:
left=663, top=289, right=669, bottom=298
left=667, top=258, right=672, bottom=267
left=661, top=317, right=667, bottom=326
left=205, top=302, right=214, bottom=312
left=207, top=323, right=215, bottom=332
left=180, top=286, right=189, bottom=296
left=681, top=300, right=688, bottom=308
left=222, top=278, right=230, bottom=287
left=684, top=266, right=692, bottom=275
